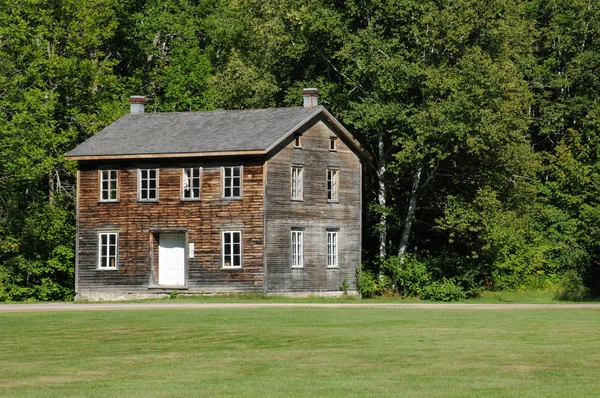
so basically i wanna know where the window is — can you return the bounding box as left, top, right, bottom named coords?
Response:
left=182, top=167, right=201, bottom=200
left=291, top=166, right=304, bottom=200
left=327, top=169, right=339, bottom=202
left=327, top=231, right=338, bottom=268
left=329, top=137, right=337, bottom=151
left=223, top=166, right=242, bottom=198
left=98, top=232, right=118, bottom=269
left=291, top=230, right=304, bottom=268
left=138, top=168, right=158, bottom=201
left=222, top=231, right=242, bottom=268
left=294, top=134, right=302, bottom=148
left=100, top=170, right=118, bottom=202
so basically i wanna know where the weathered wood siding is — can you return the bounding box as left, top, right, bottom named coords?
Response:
left=265, top=116, right=362, bottom=292
left=76, top=158, right=265, bottom=297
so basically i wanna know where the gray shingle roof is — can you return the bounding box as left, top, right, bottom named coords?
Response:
left=66, top=106, right=326, bottom=159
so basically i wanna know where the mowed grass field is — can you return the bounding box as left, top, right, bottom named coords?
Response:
left=1, top=307, right=599, bottom=397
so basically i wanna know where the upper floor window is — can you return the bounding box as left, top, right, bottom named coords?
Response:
left=222, top=230, right=242, bottom=268
left=182, top=167, right=201, bottom=200
left=223, top=166, right=242, bottom=198
left=291, top=166, right=304, bottom=201
left=329, top=137, right=337, bottom=151
left=294, top=134, right=302, bottom=148
left=327, top=169, right=339, bottom=202
left=98, top=232, right=118, bottom=269
left=100, top=170, right=118, bottom=202
left=138, top=168, right=158, bottom=201
left=327, top=231, right=338, bottom=268
left=291, top=230, right=304, bottom=268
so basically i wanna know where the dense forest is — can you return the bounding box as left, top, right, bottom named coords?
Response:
left=0, top=0, right=598, bottom=301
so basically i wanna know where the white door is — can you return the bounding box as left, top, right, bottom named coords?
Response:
left=159, top=234, right=186, bottom=286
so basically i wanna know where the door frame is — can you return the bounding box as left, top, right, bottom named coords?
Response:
left=150, top=230, right=188, bottom=287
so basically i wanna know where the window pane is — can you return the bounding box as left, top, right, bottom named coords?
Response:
left=233, top=232, right=240, bottom=244
left=233, top=187, right=240, bottom=197
left=224, top=232, right=231, bottom=245
left=233, top=167, right=240, bottom=177
left=233, top=255, right=241, bottom=267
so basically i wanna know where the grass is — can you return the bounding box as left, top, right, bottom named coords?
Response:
left=1, top=307, right=599, bottom=397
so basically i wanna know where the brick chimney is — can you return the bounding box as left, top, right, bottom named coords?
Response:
left=130, top=96, right=146, bottom=114
left=302, top=88, right=319, bottom=109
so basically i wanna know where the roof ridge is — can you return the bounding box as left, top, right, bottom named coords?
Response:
left=135, top=106, right=313, bottom=116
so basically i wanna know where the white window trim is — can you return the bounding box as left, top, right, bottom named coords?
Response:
left=294, top=134, right=302, bottom=148
left=221, top=230, right=242, bottom=268
left=327, top=231, right=338, bottom=268
left=222, top=166, right=243, bottom=199
left=182, top=167, right=202, bottom=200
left=97, top=231, right=118, bottom=270
left=329, top=137, right=337, bottom=151
left=291, top=166, right=304, bottom=201
left=291, top=230, right=304, bottom=268
left=327, top=168, right=339, bottom=202
left=99, top=169, right=118, bottom=202
left=138, top=168, right=159, bottom=202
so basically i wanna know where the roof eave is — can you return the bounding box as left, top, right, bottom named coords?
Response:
left=65, top=149, right=265, bottom=161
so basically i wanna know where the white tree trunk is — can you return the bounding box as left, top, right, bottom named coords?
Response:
left=377, top=132, right=387, bottom=259
left=398, top=165, right=422, bottom=257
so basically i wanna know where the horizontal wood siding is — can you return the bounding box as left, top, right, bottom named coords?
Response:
left=265, top=117, right=362, bottom=292
left=77, top=158, right=264, bottom=295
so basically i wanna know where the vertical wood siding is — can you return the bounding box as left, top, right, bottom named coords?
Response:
left=265, top=117, right=362, bottom=292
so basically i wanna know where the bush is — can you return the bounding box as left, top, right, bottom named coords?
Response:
left=384, top=255, right=429, bottom=297
left=355, top=266, right=379, bottom=298
left=421, top=279, right=466, bottom=301
left=555, top=270, right=591, bottom=300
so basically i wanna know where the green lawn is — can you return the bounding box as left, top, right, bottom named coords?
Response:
left=1, top=308, right=599, bottom=397
left=113, top=288, right=598, bottom=304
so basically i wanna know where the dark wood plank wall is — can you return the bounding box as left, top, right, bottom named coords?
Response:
left=265, top=116, right=362, bottom=292
left=76, top=158, right=265, bottom=295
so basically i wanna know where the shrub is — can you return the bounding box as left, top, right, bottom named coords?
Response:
left=421, top=279, right=466, bottom=301
left=384, top=255, right=429, bottom=297
left=339, top=275, right=350, bottom=295
left=355, top=266, right=379, bottom=298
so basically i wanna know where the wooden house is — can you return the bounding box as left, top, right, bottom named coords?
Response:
left=65, top=89, right=364, bottom=300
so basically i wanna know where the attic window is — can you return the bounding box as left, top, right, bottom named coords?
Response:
left=294, top=134, right=302, bottom=148
left=329, top=137, right=337, bottom=151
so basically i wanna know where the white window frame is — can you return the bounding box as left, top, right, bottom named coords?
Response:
left=99, top=170, right=118, bottom=202
left=182, top=167, right=202, bottom=200
left=329, top=137, right=337, bottom=151
left=98, top=232, right=118, bottom=269
left=327, top=231, right=338, bottom=268
left=291, top=230, right=304, bottom=268
left=222, top=230, right=242, bottom=268
left=294, top=134, right=302, bottom=148
left=327, top=168, right=339, bottom=202
left=291, top=166, right=304, bottom=201
left=222, top=166, right=242, bottom=199
left=138, top=168, right=158, bottom=201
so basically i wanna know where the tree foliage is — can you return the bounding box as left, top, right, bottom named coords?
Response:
left=1, top=0, right=599, bottom=300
